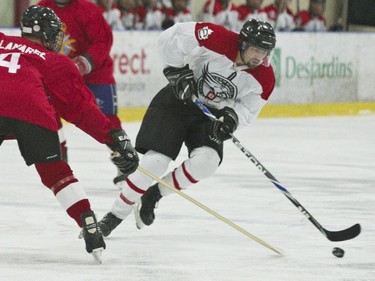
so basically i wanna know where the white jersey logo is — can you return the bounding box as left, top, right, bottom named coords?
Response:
left=197, top=26, right=213, bottom=40
left=197, top=64, right=238, bottom=102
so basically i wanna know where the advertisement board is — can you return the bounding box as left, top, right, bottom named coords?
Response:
left=2, top=28, right=375, bottom=109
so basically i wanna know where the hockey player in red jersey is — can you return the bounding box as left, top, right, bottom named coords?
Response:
left=37, top=0, right=125, bottom=183
left=98, top=19, right=276, bottom=236
left=0, top=5, right=139, bottom=262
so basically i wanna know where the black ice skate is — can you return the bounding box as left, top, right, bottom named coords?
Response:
left=99, top=212, right=123, bottom=237
left=134, top=183, right=162, bottom=229
left=80, top=211, right=106, bottom=264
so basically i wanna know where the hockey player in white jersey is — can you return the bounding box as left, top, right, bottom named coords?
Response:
left=99, top=19, right=276, bottom=236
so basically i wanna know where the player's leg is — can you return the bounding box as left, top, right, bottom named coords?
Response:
left=99, top=86, right=186, bottom=235
left=135, top=116, right=223, bottom=228
left=10, top=117, right=105, bottom=254
left=86, top=83, right=123, bottom=183
left=35, top=161, right=105, bottom=254
left=86, top=83, right=122, bottom=128
left=99, top=150, right=172, bottom=236
left=57, top=116, right=68, bottom=162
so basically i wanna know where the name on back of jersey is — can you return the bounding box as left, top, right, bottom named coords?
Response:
left=0, top=39, right=46, bottom=60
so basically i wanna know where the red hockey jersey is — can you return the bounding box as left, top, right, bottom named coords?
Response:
left=38, top=0, right=115, bottom=84
left=0, top=33, right=113, bottom=144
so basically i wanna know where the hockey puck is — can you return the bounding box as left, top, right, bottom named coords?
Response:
left=332, top=247, right=345, bottom=258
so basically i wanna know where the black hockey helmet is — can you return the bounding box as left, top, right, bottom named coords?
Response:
left=20, top=5, right=63, bottom=52
left=238, top=19, right=276, bottom=53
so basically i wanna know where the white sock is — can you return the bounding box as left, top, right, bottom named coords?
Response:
left=111, top=150, right=171, bottom=219
left=159, top=146, right=220, bottom=196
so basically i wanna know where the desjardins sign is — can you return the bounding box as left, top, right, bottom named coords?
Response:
left=271, top=48, right=353, bottom=86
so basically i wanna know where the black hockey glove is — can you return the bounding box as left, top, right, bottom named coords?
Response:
left=163, top=64, right=197, bottom=101
left=107, top=129, right=139, bottom=177
left=211, top=107, right=239, bottom=142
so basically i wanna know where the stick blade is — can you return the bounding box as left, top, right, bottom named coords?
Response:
left=325, top=223, right=361, bottom=242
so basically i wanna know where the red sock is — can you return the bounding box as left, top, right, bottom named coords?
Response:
left=67, top=199, right=91, bottom=227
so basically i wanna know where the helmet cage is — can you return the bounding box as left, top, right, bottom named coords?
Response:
left=20, top=5, right=63, bottom=52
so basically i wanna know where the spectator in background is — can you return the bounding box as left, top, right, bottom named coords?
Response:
left=97, top=0, right=125, bottom=30
left=263, top=0, right=295, bottom=31
left=160, top=0, right=172, bottom=8
left=162, top=0, right=193, bottom=30
left=237, top=0, right=268, bottom=27
left=38, top=0, right=126, bottom=184
left=136, top=0, right=163, bottom=30
left=200, top=0, right=240, bottom=31
left=117, top=0, right=138, bottom=29
left=295, top=0, right=326, bottom=31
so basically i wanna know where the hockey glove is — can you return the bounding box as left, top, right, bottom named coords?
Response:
left=211, top=107, right=239, bottom=142
left=73, top=55, right=93, bottom=76
left=163, top=64, right=197, bottom=101
left=107, top=129, right=139, bottom=177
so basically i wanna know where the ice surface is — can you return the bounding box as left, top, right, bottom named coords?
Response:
left=1, top=116, right=374, bottom=281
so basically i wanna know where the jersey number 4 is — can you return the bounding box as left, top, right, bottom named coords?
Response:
left=0, top=53, right=21, bottom=73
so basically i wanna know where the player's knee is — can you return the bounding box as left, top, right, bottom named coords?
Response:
left=34, top=161, right=78, bottom=194
left=189, top=146, right=220, bottom=179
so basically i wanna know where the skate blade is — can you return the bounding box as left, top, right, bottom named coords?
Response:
left=92, top=248, right=104, bottom=264
left=78, top=229, right=83, bottom=239
left=133, top=201, right=145, bottom=230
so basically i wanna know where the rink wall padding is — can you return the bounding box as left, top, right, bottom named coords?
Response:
left=119, top=102, right=375, bottom=122
left=2, top=28, right=374, bottom=121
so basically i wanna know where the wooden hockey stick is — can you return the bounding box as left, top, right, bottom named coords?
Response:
left=137, top=166, right=283, bottom=255
left=192, top=95, right=361, bottom=242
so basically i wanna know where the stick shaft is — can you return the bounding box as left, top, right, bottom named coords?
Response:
left=137, top=166, right=282, bottom=255
left=192, top=96, right=361, bottom=241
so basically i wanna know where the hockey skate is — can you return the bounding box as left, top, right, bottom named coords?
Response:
left=98, top=212, right=123, bottom=237
left=134, top=184, right=162, bottom=229
left=80, top=211, right=106, bottom=264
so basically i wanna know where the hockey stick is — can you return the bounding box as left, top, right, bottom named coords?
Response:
left=137, top=166, right=283, bottom=255
left=192, top=96, right=361, bottom=242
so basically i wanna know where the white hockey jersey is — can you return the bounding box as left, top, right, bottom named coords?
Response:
left=158, top=22, right=275, bottom=129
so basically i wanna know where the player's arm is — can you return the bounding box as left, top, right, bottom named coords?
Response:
left=194, top=22, right=239, bottom=62
left=234, top=67, right=276, bottom=129
left=75, top=5, right=113, bottom=75
left=44, top=57, right=113, bottom=143
left=158, top=22, right=198, bottom=68
left=45, top=57, right=139, bottom=175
